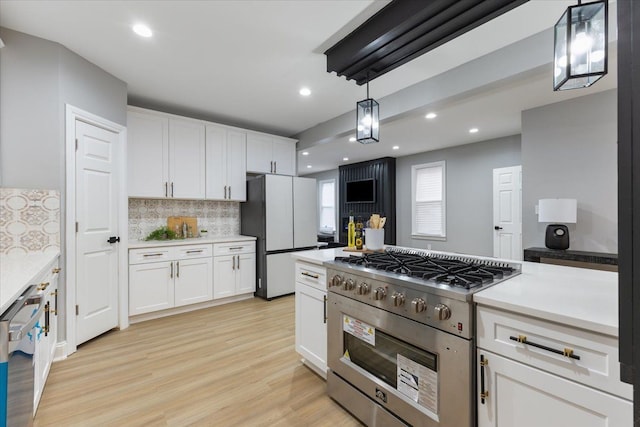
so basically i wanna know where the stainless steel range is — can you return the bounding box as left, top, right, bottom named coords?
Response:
left=324, top=248, right=521, bottom=427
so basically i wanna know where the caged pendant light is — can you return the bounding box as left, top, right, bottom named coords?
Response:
left=553, top=0, right=608, bottom=91
left=356, top=79, right=379, bottom=144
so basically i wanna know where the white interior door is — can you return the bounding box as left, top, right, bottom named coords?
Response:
left=493, top=165, right=522, bottom=260
left=76, top=120, right=119, bottom=345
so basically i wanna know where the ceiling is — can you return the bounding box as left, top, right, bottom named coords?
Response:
left=0, top=0, right=617, bottom=176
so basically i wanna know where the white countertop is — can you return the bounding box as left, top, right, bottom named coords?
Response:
left=474, top=261, right=619, bottom=337
left=291, top=247, right=358, bottom=265
left=1, top=251, right=60, bottom=314
left=292, top=248, right=619, bottom=337
left=128, top=235, right=256, bottom=249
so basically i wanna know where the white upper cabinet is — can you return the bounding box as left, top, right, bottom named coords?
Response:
left=169, top=118, right=206, bottom=199
left=205, top=124, right=246, bottom=201
left=127, top=108, right=205, bottom=199
left=127, top=110, right=169, bottom=198
left=247, top=133, right=296, bottom=176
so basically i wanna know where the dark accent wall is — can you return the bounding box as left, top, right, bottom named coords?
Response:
left=339, top=157, right=396, bottom=245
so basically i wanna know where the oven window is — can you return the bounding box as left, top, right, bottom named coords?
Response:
left=344, top=328, right=437, bottom=389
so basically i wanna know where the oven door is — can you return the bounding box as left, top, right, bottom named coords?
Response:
left=327, top=292, right=473, bottom=427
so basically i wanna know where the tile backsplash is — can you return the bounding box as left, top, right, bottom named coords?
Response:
left=129, top=198, right=240, bottom=241
left=0, top=188, right=61, bottom=255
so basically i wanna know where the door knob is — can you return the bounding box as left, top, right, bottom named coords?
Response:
left=494, top=226, right=503, bottom=230
left=107, top=236, right=121, bottom=244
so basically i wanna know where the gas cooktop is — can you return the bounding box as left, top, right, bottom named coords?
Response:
left=324, top=248, right=521, bottom=300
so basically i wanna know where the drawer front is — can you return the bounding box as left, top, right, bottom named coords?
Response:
left=129, top=247, right=173, bottom=264
left=477, top=305, right=633, bottom=400
left=175, top=244, right=212, bottom=259
left=213, top=241, right=255, bottom=256
left=295, top=262, right=327, bottom=292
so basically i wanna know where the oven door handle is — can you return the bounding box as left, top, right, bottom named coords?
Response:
left=8, top=291, right=45, bottom=342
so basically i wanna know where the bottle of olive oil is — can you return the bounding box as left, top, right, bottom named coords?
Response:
left=355, top=217, right=364, bottom=250
left=347, top=215, right=356, bottom=248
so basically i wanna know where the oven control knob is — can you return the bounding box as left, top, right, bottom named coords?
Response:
left=412, top=298, right=427, bottom=313
left=391, top=292, right=405, bottom=306
left=331, top=275, right=342, bottom=288
left=373, top=287, right=387, bottom=300
left=434, top=303, right=451, bottom=320
left=356, top=282, right=371, bottom=295
left=343, top=278, right=355, bottom=291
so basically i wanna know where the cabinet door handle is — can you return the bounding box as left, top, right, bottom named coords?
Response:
left=480, top=354, right=488, bottom=404
left=51, top=289, right=58, bottom=315
left=228, top=186, right=231, bottom=199
left=232, top=256, right=236, bottom=270
left=509, top=335, right=581, bottom=360
left=224, top=185, right=227, bottom=199
left=301, top=271, right=320, bottom=279
left=52, top=267, right=61, bottom=274
left=323, top=295, right=327, bottom=324
left=270, top=161, right=274, bottom=173
left=38, top=282, right=50, bottom=291
left=274, top=161, right=277, bottom=174
left=165, top=182, right=168, bottom=197
left=171, top=182, right=174, bottom=197
left=170, top=262, right=173, bottom=278
left=176, top=261, right=180, bottom=278
left=236, top=255, right=240, bottom=270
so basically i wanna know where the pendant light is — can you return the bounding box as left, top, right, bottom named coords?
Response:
left=553, top=0, right=608, bottom=91
left=356, top=78, right=379, bottom=144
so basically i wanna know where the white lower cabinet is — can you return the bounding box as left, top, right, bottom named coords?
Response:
left=129, top=244, right=213, bottom=316
left=477, top=350, right=632, bottom=427
left=34, top=260, right=60, bottom=414
left=294, top=261, right=327, bottom=377
left=213, top=242, right=256, bottom=299
left=476, top=305, right=632, bottom=427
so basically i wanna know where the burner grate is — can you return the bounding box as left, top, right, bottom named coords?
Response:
left=333, top=249, right=517, bottom=289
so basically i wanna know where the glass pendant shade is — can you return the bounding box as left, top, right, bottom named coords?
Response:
left=553, top=0, right=607, bottom=91
left=356, top=98, right=379, bottom=144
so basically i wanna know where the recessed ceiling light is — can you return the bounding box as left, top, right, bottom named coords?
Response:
left=133, top=23, right=153, bottom=38
left=343, top=157, right=349, bottom=161
left=299, top=87, right=311, bottom=96
left=425, top=112, right=437, bottom=119
left=306, top=165, right=312, bottom=168
left=469, top=128, right=479, bottom=134
left=349, top=137, right=356, bottom=142
left=392, top=146, right=399, bottom=150
left=301, top=151, right=309, bottom=156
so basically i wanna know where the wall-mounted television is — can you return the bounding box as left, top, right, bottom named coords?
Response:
left=346, top=178, right=376, bottom=203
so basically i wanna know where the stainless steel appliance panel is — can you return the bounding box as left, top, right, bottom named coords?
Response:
left=327, top=292, right=474, bottom=427
left=1, top=286, right=43, bottom=427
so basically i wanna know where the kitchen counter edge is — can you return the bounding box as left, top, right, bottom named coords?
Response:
left=1, top=251, right=60, bottom=314
left=128, top=235, right=256, bottom=249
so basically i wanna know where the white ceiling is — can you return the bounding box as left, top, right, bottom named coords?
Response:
left=0, top=0, right=617, bottom=175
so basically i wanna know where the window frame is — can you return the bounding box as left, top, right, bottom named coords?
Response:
left=411, top=161, right=446, bottom=240
left=317, top=178, right=337, bottom=234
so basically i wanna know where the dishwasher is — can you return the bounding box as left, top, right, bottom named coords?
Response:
left=0, top=285, right=44, bottom=427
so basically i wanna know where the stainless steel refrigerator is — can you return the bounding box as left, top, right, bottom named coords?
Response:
left=241, top=175, right=318, bottom=299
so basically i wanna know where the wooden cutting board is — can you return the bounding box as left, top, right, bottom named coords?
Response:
left=167, top=216, right=198, bottom=238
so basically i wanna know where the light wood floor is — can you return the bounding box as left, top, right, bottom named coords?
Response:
left=34, top=295, right=362, bottom=427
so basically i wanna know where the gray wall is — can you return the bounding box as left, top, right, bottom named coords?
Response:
left=305, top=168, right=339, bottom=240
left=0, top=27, right=127, bottom=342
left=522, top=89, right=617, bottom=253
left=396, top=135, right=521, bottom=256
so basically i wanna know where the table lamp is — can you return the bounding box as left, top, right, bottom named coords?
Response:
left=538, top=199, right=577, bottom=250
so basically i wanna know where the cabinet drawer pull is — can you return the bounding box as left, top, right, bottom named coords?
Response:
left=228, top=246, right=243, bottom=251
left=143, top=253, right=164, bottom=257
left=509, top=335, right=581, bottom=360
left=186, top=250, right=204, bottom=254
left=37, top=282, right=50, bottom=291
left=52, top=267, right=61, bottom=274
left=301, top=271, right=320, bottom=279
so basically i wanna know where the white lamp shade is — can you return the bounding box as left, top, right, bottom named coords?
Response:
left=538, top=199, right=577, bottom=223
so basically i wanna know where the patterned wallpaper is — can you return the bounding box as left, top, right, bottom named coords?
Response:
left=128, top=198, right=240, bottom=241
left=0, top=188, right=61, bottom=255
